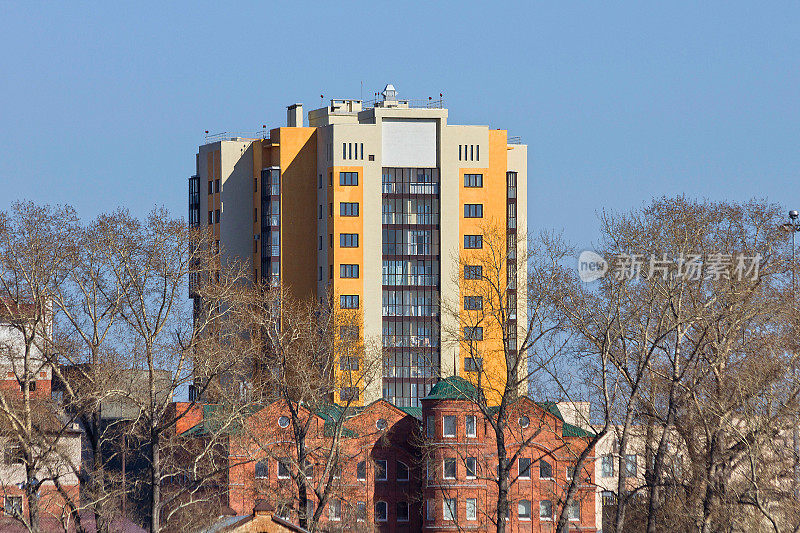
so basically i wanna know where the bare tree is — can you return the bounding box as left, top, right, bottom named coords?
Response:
left=0, top=201, right=82, bottom=532
left=228, top=284, right=380, bottom=532
left=439, top=223, right=604, bottom=533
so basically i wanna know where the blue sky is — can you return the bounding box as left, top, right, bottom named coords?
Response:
left=1, top=1, right=798, bottom=250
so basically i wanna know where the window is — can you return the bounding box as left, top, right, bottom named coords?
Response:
left=459, top=145, right=462, bottom=161
left=519, top=457, right=531, bottom=479
left=464, top=235, right=483, bottom=249
left=215, top=179, right=220, bottom=193
left=318, top=266, right=322, bottom=280
left=340, top=264, right=359, bottom=278
left=253, top=208, right=258, bottom=223
left=470, top=145, right=474, bottom=161
left=342, top=143, right=346, bottom=159
left=518, top=499, right=531, bottom=520
left=303, top=458, right=313, bottom=479
left=356, top=461, right=366, bottom=481
left=277, top=458, right=290, bottom=479
left=360, top=143, right=364, bottom=159
left=443, top=415, right=457, bottom=437
left=4, top=496, right=22, bottom=516
left=466, top=457, right=477, bottom=478
left=465, top=357, right=483, bottom=372
left=208, top=180, right=213, bottom=194
left=3, top=444, right=22, bottom=465
left=466, top=498, right=478, bottom=521
left=567, top=463, right=577, bottom=480
left=340, top=387, right=359, bottom=401
left=464, top=264, right=483, bottom=279
left=464, top=204, right=483, bottom=218
left=476, top=145, right=479, bottom=160
left=318, top=174, right=322, bottom=188
left=340, top=202, right=359, bottom=217
left=340, top=172, right=358, bottom=186
left=540, top=459, right=553, bottom=479
left=375, top=459, right=387, bottom=481
left=464, top=296, right=483, bottom=310
left=340, top=233, right=359, bottom=247
left=329, top=499, right=341, bottom=521
left=464, top=173, right=483, bottom=187
left=397, top=501, right=409, bottom=522
left=444, top=498, right=456, bottom=521
left=427, top=416, right=435, bottom=438
left=339, top=357, right=359, bottom=371
left=255, top=459, right=268, bottom=479
left=519, top=416, right=530, bottom=428
left=601, top=455, right=614, bottom=477
left=465, top=415, right=476, bottom=437
left=278, top=416, right=290, bottom=428
left=463, top=326, right=483, bottom=341
left=318, top=205, right=322, bottom=219
left=539, top=500, right=553, bottom=520
left=340, top=326, right=359, bottom=340
left=625, top=454, right=637, bottom=477
left=444, top=458, right=456, bottom=479
left=340, top=295, right=359, bottom=309
left=426, top=499, right=435, bottom=521
left=375, top=501, right=388, bottom=522
left=397, top=461, right=409, bottom=481
left=567, top=500, right=581, bottom=520
left=208, top=211, right=213, bottom=224
left=356, top=501, right=366, bottom=521
left=376, top=418, right=388, bottom=430
left=329, top=203, right=333, bottom=216
left=214, top=209, right=220, bottom=223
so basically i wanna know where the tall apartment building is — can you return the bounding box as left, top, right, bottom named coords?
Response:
left=189, top=85, right=527, bottom=408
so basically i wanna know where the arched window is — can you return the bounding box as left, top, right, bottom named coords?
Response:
left=254, top=459, right=268, bottom=479
left=518, top=499, right=531, bottom=520
left=397, top=460, right=409, bottom=481
left=539, top=458, right=553, bottom=479
left=375, top=501, right=388, bottom=522
left=356, top=460, right=366, bottom=481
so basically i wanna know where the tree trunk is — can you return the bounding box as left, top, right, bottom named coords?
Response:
left=496, top=434, right=508, bottom=533
left=26, top=463, right=39, bottom=533
left=150, top=430, right=160, bottom=533
left=614, top=409, right=636, bottom=533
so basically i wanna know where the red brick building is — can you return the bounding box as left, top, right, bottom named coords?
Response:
left=183, top=377, right=596, bottom=532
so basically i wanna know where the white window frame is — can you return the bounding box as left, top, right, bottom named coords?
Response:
left=443, top=498, right=456, bottom=521
left=466, top=457, right=477, bottom=479
left=466, top=498, right=478, bottom=521
left=518, top=457, right=531, bottom=479
left=465, top=415, right=476, bottom=438
left=328, top=499, right=341, bottom=521
left=277, top=458, right=290, bottom=479
left=568, top=499, right=581, bottom=521
left=397, top=460, right=410, bottom=481
left=518, top=499, right=532, bottom=521
left=443, top=415, right=457, bottom=437
left=397, top=501, right=409, bottom=522
left=443, top=458, right=457, bottom=480
left=375, top=459, right=388, bottom=481
left=375, top=501, right=388, bottom=522
left=539, top=500, right=553, bottom=520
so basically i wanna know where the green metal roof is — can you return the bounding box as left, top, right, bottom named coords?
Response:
left=562, top=422, right=594, bottom=438
left=398, top=406, right=423, bottom=420
left=423, top=376, right=480, bottom=401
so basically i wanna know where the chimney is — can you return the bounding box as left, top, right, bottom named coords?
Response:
left=287, top=103, right=303, bottom=127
